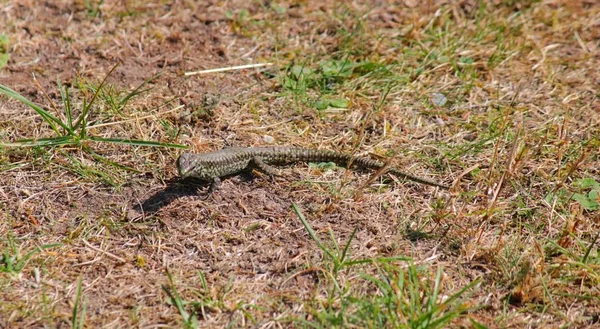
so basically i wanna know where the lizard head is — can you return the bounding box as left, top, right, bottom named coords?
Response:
left=177, top=152, right=216, bottom=181
left=177, top=152, right=197, bottom=178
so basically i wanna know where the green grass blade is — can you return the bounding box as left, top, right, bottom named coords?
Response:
left=0, top=84, right=70, bottom=134
left=73, top=62, right=120, bottom=131
left=0, top=162, right=27, bottom=173
left=292, top=203, right=336, bottom=262
left=14, top=243, right=61, bottom=272
left=119, top=72, right=162, bottom=108
left=328, top=228, right=341, bottom=261
left=72, top=276, right=87, bottom=329
left=431, top=266, right=443, bottom=310
left=163, top=286, right=190, bottom=321
left=163, top=269, right=198, bottom=328
left=340, top=226, right=358, bottom=264
left=359, top=272, right=392, bottom=295
left=426, top=280, right=480, bottom=328
left=0, top=136, right=74, bottom=147
left=57, top=78, right=73, bottom=130
left=87, top=136, right=188, bottom=148
left=470, top=318, right=490, bottom=329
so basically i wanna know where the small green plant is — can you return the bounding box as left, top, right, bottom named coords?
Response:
left=163, top=270, right=253, bottom=326
left=189, top=271, right=224, bottom=321
left=294, top=203, right=409, bottom=276
left=91, top=72, right=162, bottom=116
left=162, top=269, right=199, bottom=329
left=280, top=59, right=385, bottom=110
left=292, top=203, right=478, bottom=328
left=545, top=178, right=600, bottom=212
left=0, top=233, right=60, bottom=274
left=357, top=263, right=477, bottom=329
left=0, top=63, right=184, bottom=149
left=571, top=178, right=600, bottom=211
left=0, top=63, right=185, bottom=185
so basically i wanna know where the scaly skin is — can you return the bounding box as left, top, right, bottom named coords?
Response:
left=177, top=146, right=449, bottom=190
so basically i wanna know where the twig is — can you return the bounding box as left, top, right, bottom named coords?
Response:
left=184, top=63, right=274, bottom=76
left=82, top=239, right=126, bottom=263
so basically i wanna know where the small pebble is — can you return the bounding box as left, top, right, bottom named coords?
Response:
left=263, top=135, right=275, bottom=144
left=431, top=92, right=447, bottom=107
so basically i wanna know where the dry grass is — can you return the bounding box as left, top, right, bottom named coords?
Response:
left=1, top=0, right=599, bottom=328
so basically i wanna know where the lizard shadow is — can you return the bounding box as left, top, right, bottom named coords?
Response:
left=135, top=177, right=210, bottom=215
left=135, top=173, right=257, bottom=215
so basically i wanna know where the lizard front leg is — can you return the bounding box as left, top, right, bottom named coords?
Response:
left=209, top=177, right=222, bottom=193
left=198, top=177, right=221, bottom=200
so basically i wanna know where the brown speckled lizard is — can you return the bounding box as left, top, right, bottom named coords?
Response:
left=177, top=146, right=449, bottom=191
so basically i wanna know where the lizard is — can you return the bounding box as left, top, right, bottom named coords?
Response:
left=177, top=146, right=450, bottom=192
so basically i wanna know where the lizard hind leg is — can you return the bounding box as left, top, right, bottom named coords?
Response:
left=251, top=156, right=281, bottom=179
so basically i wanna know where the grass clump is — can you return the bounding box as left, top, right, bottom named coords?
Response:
left=0, top=63, right=186, bottom=185
left=292, top=204, right=478, bottom=328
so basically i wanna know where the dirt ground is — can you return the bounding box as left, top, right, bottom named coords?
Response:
left=1, top=0, right=599, bottom=328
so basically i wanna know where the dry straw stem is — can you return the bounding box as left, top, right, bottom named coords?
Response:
left=184, top=63, right=274, bottom=76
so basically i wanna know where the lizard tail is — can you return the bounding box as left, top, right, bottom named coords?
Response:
left=341, top=153, right=449, bottom=190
